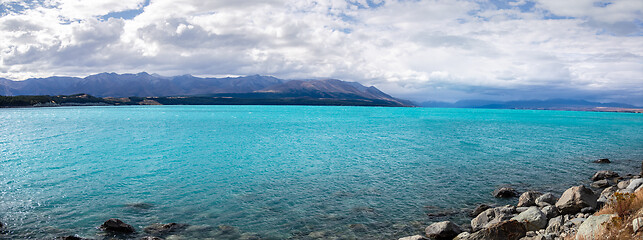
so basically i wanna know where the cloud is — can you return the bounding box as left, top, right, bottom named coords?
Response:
left=0, top=0, right=642, bottom=104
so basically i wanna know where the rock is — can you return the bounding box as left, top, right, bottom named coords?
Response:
left=591, top=170, right=619, bottom=181
left=99, top=218, right=135, bottom=234
left=580, top=207, right=595, bottom=214
left=348, top=223, right=367, bottom=232
left=633, top=217, right=643, bottom=233
left=597, top=186, right=618, bottom=207
left=59, top=236, right=89, bottom=240
left=470, top=204, right=492, bottom=217
left=217, top=225, right=237, bottom=234
left=563, top=217, right=586, bottom=229
left=398, top=235, right=427, bottom=240
left=425, top=221, right=463, bottom=240
left=555, top=185, right=597, bottom=214
left=516, top=207, right=529, bottom=213
left=617, top=179, right=631, bottom=189
left=125, top=202, right=154, bottom=210
left=493, top=187, right=519, bottom=198
left=593, top=158, right=610, bottom=163
left=575, top=214, right=617, bottom=240
left=590, top=179, right=610, bottom=188
left=518, top=191, right=542, bottom=207
left=143, top=223, right=188, bottom=235
left=540, top=205, right=558, bottom=219
left=535, top=193, right=557, bottom=207
left=471, top=205, right=516, bottom=232
left=141, top=237, right=163, bottom=240
left=467, top=220, right=526, bottom=240
left=511, top=206, right=548, bottom=231
left=545, top=216, right=563, bottom=234
left=453, top=232, right=470, bottom=240
left=626, top=178, right=643, bottom=192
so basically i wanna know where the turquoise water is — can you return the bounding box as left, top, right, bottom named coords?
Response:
left=1, top=106, right=642, bottom=239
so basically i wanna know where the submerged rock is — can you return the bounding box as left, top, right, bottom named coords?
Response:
left=140, top=237, right=163, bottom=240
left=125, top=202, right=154, bottom=210
left=511, top=207, right=547, bottom=231
left=576, top=214, right=617, bottom=240
left=555, top=185, right=597, bottom=214
left=518, top=191, right=542, bottom=207
left=143, top=223, right=188, bottom=235
left=424, top=221, right=462, bottom=240
left=467, top=220, right=526, bottom=240
left=535, top=193, right=557, bottom=207
left=99, top=218, right=135, bottom=234
left=590, top=170, right=619, bottom=181
left=58, top=236, right=90, bottom=240
left=493, top=187, right=519, bottom=198
left=593, top=158, right=610, bottom=164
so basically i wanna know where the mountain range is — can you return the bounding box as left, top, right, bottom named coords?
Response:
left=0, top=72, right=412, bottom=107
left=420, top=99, right=641, bottom=111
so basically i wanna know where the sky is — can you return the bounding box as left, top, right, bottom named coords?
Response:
left=0, top=0, right=642, bottom=104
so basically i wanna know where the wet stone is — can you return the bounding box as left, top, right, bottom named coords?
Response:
left=143, top=223, right=188, bottom=236
left=99, top=218, right=136, bottom=234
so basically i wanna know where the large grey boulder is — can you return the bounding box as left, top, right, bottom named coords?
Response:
left=99, top=218, right=136, bottom=234
left=493, top=187, right=519, bottom=198
left=535, top=193, right=557, bottom=207
left=467, top=220, right=526, bottom=240
left=471, top=205, right=516, bottom=232
left=518, top=191, right=542, bottom=207
left=511, top=207, right=548, bottom=231
left=555, top=185, right=597, bottom=214
left=424, top=221, right=463, bottom=240
left=590, top=170, right=619, bottom=181
left=575, top=214, right=616, bottom=240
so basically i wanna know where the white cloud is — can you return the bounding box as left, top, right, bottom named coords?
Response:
left=0, top=0, right=642, bottom=104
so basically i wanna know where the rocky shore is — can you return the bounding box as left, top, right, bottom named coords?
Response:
left=400, top=159, right=643, bottom=240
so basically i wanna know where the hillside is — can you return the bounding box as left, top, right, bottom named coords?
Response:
left=0, top=73, right=412, bottom=107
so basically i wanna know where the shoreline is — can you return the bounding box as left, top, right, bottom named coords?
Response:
left=400, top=159, right=643, bottom=240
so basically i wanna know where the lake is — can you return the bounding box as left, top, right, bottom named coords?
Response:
left=1, top=106, right=642, bottom=239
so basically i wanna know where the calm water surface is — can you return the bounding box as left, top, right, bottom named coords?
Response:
left=1, top=106, right=642, bottom=239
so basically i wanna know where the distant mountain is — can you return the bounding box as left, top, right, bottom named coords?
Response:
left=420, top=99, right=640, bottom=110
left=0, top=73, right=412, bottom=107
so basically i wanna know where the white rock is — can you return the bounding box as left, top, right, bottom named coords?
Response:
left=575, top=214, right=617, bottom=240
left=633, top=217, right=643, bottom=233
left=626, top=178, right=643, bottom=192
left=398, top=235, right=426, bottom=240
